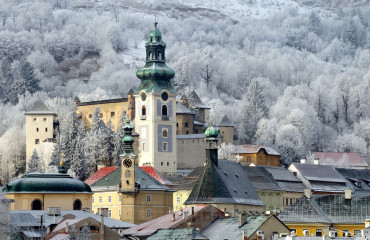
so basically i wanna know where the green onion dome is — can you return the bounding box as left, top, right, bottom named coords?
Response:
left=205, top=123, right=219, bottom=138
left=2, top=173, right=92, bottom=194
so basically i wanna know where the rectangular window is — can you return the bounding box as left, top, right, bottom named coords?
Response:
left=89, top=114, right=92, bottom=118
left=35, top=139, right=40, bottom=144
left=119, top=195, right=122, bottom=202
left=161, top=162, right=163, bottom=166
left=354, top=230, right=361, bottom=236
left=33, top=118, right=37, bottom=122
left=146, top=195, right=151, bottom=203
left=36, top=128, right=39, bottom=132
left=111, top=112, right=115, bottom=117
left=167, top=162, right=169, bottom=166
left=43, top=118, right=46, bottom=121
left=45, top=128, right=48, bottom=132
left=303, top=229, right=309, bottom=236
left=270, top=157, right=273, bottom=164
left=176, top=196, right=181, bottom=204
left=247, top=156, right=251, bottom=162
left=108, top=195, right=112, bottom=203
left=142, top=142, right=146, bottom=151
left=119, top=210, right=121, bottom=217
left=186, top=130, right=189, bottom=134
left=316, top=229, right=322, bottom=236
left=163, top=142, right=168, bottom=151
left=265, top=158, right=268, bottom=164
left=92, top=196, right=95, bottom=203
left=108, top=209, right=112, bottom=218
left=259, top=157, right=262, bottom=163
left=290, top=199, right=293, bottom=205
left=99, top=196, right=102, bottom=203
left=146, top=209, right=152, bottom=218
left=342, top=230, right=349, bottom=237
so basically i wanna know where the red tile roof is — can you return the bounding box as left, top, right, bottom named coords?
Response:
left=122, top=205, right=208, bottom=237
left=84, top=167, right=119, bottom=186
left=313, top=152, right=368, bottom=167
left=140, top=166, right=173, bottom=186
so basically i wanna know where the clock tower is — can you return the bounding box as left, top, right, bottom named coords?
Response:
left=120, top=117, right=137, bottom=193
left=135, top=21, right=177, bottom=174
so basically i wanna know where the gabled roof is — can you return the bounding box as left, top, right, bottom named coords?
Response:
left=190, top=90, right=210, bottom=109
left=25, top=100, right=56, bottom=115
left=90, top=166, right=173, bottom=192
left=291, top=163, right=346, bottom=183
left=185, top=160, right=264, bottom=206
left=140, top=166, right=173, bottom=186
left=242, top=166, right=283, bottom=191
left=147, top=228, right=209, bottom=240
left=234, top=144, right=280, bottom=156
left=85, top=167, right=119, bottom=186
left=335, top=168, right=370, bottom=193
left=176, top=102, right=194, bottom=115
left=122, top=205, right=215, bottom=237
left=218, top=115, right=234, bottom=127
left=11, top=210, right=135, bottom=229
left=264, top=166, right=306, bottom=193
left=313, top=152, right=368, bottom=167
left=202, top=214, right=289, bottom=240
left=278, top=194, right=370, bottom=224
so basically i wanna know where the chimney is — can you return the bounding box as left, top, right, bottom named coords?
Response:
left=179, top=209, right=183, bottom=216
left=345, top=189, right=352, bottom=200
left=304, top=189, right=311, bottom=199
left=291, top=231, right=296, bottom=237
left=243, top=230, right=248, bottom=240
left=239, top=212, right=247, bottom=227
left=171, top=212, right=176, bottom=221
left=300, top=158, right=306, bottom=164
left=260, top=144, right=263, bottom=147
left=313, top=158, right=319, bottom=165
left=183, top=211, right=189, bottom=220
left=365, top=219, right=370, bottom=228
left=101, top=214, right=105, bottom=240
left=191, top=207, right=195, bottom=215
left=225, top=212, right=230, bottom=219
left=65, top=222, right=69, bottom=233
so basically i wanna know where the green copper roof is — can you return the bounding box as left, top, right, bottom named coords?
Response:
left=136, top=22, right=175, bottom=94
left=205, top=123, right=219, bottom=138
left=2, top=173, right=92, bottom=194
left=121, top=117, right=136, bottom=157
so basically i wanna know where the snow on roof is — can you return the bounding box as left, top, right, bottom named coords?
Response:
left=176, top=102, right=194, bottom=115
left=218, top=115, right=234, bottom=127
left=313, top=152, right=368, bottom=167
left=25, top=100, right=56, bottom=115
left=234, top=145, right=280, bottom=156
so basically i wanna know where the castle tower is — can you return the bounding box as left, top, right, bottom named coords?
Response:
left=120, top=117, right=137, bottom=193
left=135, top=21, right=177, bottom=174
left=218, top=115, right=234, bottom=144
left=25, top=100, right=57, bottom=169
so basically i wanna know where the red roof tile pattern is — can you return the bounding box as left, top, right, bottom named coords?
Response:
left=140, top=166, right=173, bottom=186
left=313, top=152, right=368, bottom=167
left=84, top=167, right=118, bottom=186
left=122, top=206, right=207, bottom=237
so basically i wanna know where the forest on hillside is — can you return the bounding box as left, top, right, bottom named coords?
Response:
left=1, top=0, right=370, bottom=182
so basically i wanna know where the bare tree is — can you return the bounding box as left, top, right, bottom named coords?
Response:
left=200, top=63, right=215, bottom=89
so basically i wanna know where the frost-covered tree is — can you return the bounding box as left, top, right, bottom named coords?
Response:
left=113, top=110, right=126, bottom=166
left=218, top=142, right=239, bottom=161
left=28, top=150, right=44, bottom=173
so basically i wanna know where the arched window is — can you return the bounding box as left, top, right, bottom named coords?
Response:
left=31, top=199, right=42, bottom=210
left=185, top=122, right=189, bottom=128
left=162, top=105, right=168, bottom=116
left=176, top=122, right=179, bottom=127
left=158, top=51, right=162, bottom=60
left=73, top=199, right=82, bottom=210
left=148, top=51, right=152, bottom=60
left=125, top=169, right=131, bottom=178
left=142, top=106, right=146, bottom=116
left=162, top=129, right=168, bottom=138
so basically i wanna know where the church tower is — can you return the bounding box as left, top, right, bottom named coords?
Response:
left=120, top=117, right=137, bottom=193
left=135, top=21, right=177, bottom=174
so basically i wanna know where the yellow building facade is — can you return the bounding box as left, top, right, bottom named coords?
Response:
left=236, top=144, right=280, bottom=167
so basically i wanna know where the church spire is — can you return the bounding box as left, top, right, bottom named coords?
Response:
left=121, top=116, right=136, bottom=158
left=136, top=21, right=175, bottom=93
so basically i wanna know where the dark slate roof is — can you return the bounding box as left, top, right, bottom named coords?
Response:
left=217, top=115, right=234, bottom=127
left=291, top=163, right=347, bottom=183
left=242, top=166, right=283, bottom=191
left=127, top=88, right=134, bottom=95
left=11, top=210, right=135, bottom=229
left=176, top=102, right=194, bottom=115
left=264, top=166, right=306, bottom=193
left=202, top=215, right=286, bottom=240
left=91, top=166, right=173, bottom=192
left=147, top=228, right=209, bottom=240
left=185, top=160, right=264, bottom=206
left=186, top=167, right=204, bottom=180
left=309, top=181, right=348, bottom=193
left=2, top=173, right=92, bottom=194
left=278, top=194, right=370, bottom=224
left=76, top=97, right=127, bottom=106
left=335, top=168, right=370, bottom=193
left=190, top=90, right=210, bottom=109
left=25, top=100, right=56, bottom=115
left=171, top=180, right=197, bottom=191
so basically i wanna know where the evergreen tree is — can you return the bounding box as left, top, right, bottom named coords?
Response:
left=28, top=150, right=43, bottom=173
left=343, top=19, right=357, bottom=48
left=308, top=11, right=321, bottom=34
left=49, top=132, right=64, bottom=167
left=113, top=110, right=126, bottom=166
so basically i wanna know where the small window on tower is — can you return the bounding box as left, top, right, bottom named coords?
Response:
left=43, top=118, right=46, bottom=121
left=45, top=128, right=48, bottom=132
left=36, top=128, right=39, bottom=132
left=163, top=142, right=168, bottom=151
left=33, top=118, right=37, bottom=122
left=142, top=106, right=146, bottom=116
left=148, top=51, right=152, bottom=59
left=162, top=105, right=168, bottom=116
left=158, top=51, right=162, bottom=60
left=35, top=139, right=40, bottom=144
left=111, top=112, right=115, bottom=117
left=142, top=142, right=146, bottom=151
left=185, top=122, right=189, bottom=128
left=162, top=129, right=168, bottom=138
left=167, top=162, right=169, bottom=166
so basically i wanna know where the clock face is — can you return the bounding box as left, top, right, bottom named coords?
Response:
left=141, top=93, right=147, bottom=101
left=161, top=92, right=168, bottom=101
left=123, top=159, right=132, bottom=168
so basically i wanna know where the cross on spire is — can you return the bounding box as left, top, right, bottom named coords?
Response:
left=154, top=14, right=158, bottom=27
